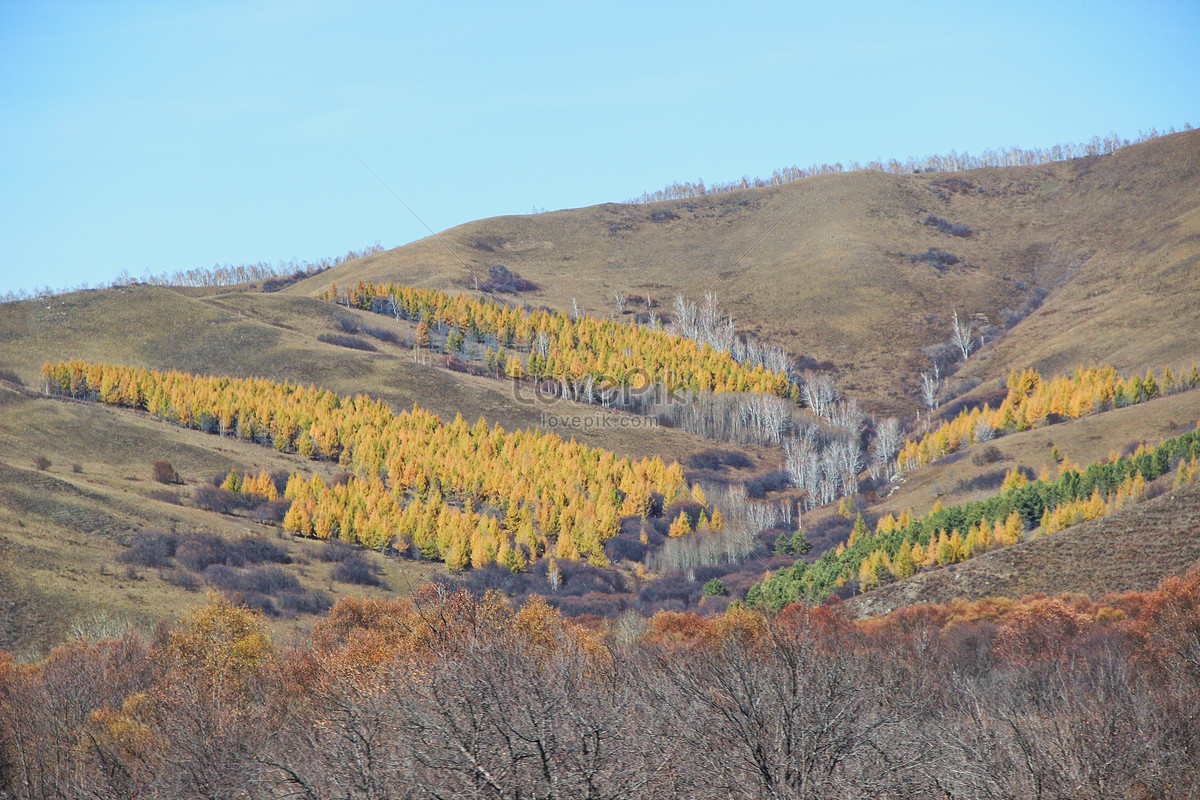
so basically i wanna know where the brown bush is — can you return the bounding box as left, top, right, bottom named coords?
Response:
left=32, top=454, right=50, bottom=471
left=152, top=460, right=183, bottom=485
left=972, top=445, right=1005, bottom=466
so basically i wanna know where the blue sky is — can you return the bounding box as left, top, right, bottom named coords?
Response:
left=2, top=0, right=1197, bottom=295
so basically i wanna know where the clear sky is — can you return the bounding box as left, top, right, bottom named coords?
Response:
left=2, top=0, right=1197, bottom=295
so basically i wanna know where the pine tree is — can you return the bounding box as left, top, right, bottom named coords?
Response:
left=709, top=507, right=724, bottom=531
left=668, top=510, right=692, bottom=537
left=1113, top=383, right=1128, bottom=408
left=1143, top=369, right=1160, bottom=399
left=935, top=532, right=956, bottom=566
left=221, top=470, right=241, bottom=492
left=1002, top=466, right=1027, bottom=491
left=892, top=545, right=916, bottom=579
left=1162, top=366, right=1177, bottom=394
left=790, top=528, right=811, bottom=555
left=849, top=514, right=869, bottom=543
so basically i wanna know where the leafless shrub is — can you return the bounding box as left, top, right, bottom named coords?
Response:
left=477, top=264, right=537, bottom=293
left=686, top=448, right=754, bottom=471
left=315, top=540, right=354, bottom=562
left=910, top=248, right=961, bottom=271
left=1001, top=285, right=1049, bottom=329
left=954, top=469, right=1008, bottom=493
left=65, top=610, right=141, bottom=641
left=118, top=531, right=179, bottom=568
left=331, top=555, right=388, bottom=588
left=151, top=459, right=183, bottom=485
left=972, top=445, right=1005, bottom=466
left=745, top=470, right=789, bottom=498
left=252, top=497, right=292, bottom=523
left=162, top=570, right=200, bottom=591
left=333, top=315, right=399, bottom=344
left=923, top=213, right=972, bottom=236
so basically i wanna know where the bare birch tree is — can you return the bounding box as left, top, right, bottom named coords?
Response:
left=919, top=371, right=941, bottom=410
left=952, top=310, right=975, bottom=360
left=802, top=375, right=839, bottom=419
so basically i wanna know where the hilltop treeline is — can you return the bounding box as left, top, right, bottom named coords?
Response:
left=753, top=426, right=1200, bottom=608
left=1, top=243, right=385, bottom=303
left=4, top=569, right=1200, bottom=800
left=630, top=125, right=1190, bottom=203
left=41, top=360, right=704, bottom=570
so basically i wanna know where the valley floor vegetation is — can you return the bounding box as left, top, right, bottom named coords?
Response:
left=2, top=569, right=1199, bottom=800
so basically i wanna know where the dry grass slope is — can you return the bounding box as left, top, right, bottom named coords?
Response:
left=2, top=131, right=1198, bottom=647
left=848, top=480, right=1200, bottom=618
left=0, top=287, right=739, bottom=654
left=291, top=130, right=1200, bottom=414
left=0, top=385, right=440, bottom=655
left=0, top=286, right=719, bottom=464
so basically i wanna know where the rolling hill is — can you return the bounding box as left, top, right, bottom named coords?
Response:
left=847, top=479, right=1200, bottom=618
left=2, top=130, right=1199, bottom=654
left=289, top=129, right=1200, bottom=415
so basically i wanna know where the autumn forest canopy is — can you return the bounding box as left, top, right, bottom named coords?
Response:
left=4, top=570, right=1200, bottom=798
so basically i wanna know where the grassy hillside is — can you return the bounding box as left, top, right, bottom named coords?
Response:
left=0, top=384, right=443, bottom=655
left=872, top=388, right=1200, bottom=519
left=2, top=132, right=1199, bottom=650
left=0, top=285, right=723, bottom=465
left=290, top=130, right=1200, bottom=415
left=0, top=288, right=741, bottom=654
left=847, top=479, right=1200, bottom=618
